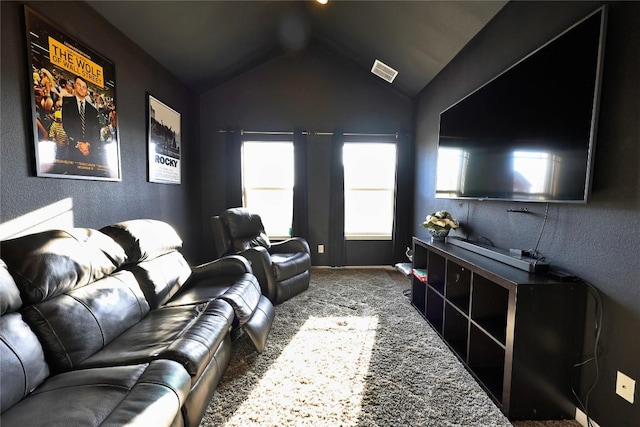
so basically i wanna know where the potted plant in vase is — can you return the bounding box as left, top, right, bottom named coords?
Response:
left=422, top=210, right=459, bottom=241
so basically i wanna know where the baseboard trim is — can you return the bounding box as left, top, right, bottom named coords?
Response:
left=575, top=407, right=601, bottom=427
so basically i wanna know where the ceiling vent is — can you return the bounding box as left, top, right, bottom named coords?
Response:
left=371, top=59, right=398, bottom=83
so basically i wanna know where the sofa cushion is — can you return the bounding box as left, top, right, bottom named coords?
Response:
left=164, top=278, right=230, bottom=307
left=1, top=360, right=191, bottom=427
left=79, top=299, right=234, bottom=382
left=167, top=273, right=260, bottom=323
left=100, top=219, right=183, bottom=263
left=0, top=312, right=50, bottom=413
left=128, top=250, right=192, bottom=309
left=1, top=259, right=22, bottom=315
left=221, top=208, right=271, bottom=252
left=271, top=252, right=311, bottom=281
left=166, top=255, right=255, bottom=308
left=21, top=270, right=150, bottom=373
left=1, top=228, right=126, bottom=304
left=0, top=262, right=50, bottom=413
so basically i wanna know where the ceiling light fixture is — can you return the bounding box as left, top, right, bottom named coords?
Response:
left=371, top=59, right=398, bottom=83
left=316, top=0, right=328, bottom=4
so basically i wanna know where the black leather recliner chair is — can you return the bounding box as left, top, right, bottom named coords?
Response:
left=211, top=207, right=311, bottom=305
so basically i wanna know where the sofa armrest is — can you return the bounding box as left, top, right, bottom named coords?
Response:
left=238, top=247, right=277, bottom=302
left=190, top=255, right=251, bottom=280
left=270, top=237, right=310, bottom=255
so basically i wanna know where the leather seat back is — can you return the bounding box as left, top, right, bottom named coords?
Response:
left=0, top=228, right=126, bottom=304
left=100, top=219, right=183, bottom=263
left=129, top=251, right=192, bottom=309
left=0, top=260, right=50, bottom=413
left=211, top=215, right=232, bottom=257
left=219, top=207, right=271, bottom=253
left=101, top=220, right=192, bottom=309
left=21, top=270, right=151, bottom=373
left=1, top=228, right=152, bottom=373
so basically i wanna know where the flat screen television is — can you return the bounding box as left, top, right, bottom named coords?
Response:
left=435, top=7, right=607, bottom=203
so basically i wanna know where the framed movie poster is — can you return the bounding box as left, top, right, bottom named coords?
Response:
left=24, top=6, right=121, bottom=181
left=147, top=95, right=181, bottom=184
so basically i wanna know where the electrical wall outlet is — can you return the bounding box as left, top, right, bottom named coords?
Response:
left=318, top=244, right=324, bottom=254
left=616, top=371, right=636, bottom=404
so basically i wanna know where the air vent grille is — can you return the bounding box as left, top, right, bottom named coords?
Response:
left=371, top=59, right=398, bottom=83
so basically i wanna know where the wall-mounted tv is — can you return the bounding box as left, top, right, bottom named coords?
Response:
left=435, top=6, right=607, bottom=203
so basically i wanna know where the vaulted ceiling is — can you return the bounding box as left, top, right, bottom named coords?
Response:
left=88, top=1, right=507, bottom=98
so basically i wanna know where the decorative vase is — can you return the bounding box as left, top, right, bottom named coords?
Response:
left=428, top=228, right=450, bottom=242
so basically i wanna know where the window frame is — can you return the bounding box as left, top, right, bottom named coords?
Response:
left=241, top=140, right=294, bottom=240
left=342, top=141, right=398, bottom=241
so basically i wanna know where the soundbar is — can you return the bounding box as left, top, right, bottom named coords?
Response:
left=445, top=236, right=549, bottom=273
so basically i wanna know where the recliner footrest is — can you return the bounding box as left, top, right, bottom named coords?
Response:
left=242, top=296, right=275, bottom=353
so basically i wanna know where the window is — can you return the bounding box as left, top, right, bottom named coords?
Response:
left=242, top=141, right=294, bottom=239
left=343, top=143, right=397, bottom=239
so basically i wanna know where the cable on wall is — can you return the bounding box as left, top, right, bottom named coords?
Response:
left=464, top=201, right=471, bottom=240
left=570, top=278, right=603, bottom=427
left=529, top=203, right=550, bottom=263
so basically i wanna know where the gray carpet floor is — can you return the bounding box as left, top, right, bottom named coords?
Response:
left=201, top=267, right=581, bottom=427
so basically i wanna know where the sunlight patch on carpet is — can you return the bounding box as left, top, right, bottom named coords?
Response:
left=222, top=315, right=378, bottom=426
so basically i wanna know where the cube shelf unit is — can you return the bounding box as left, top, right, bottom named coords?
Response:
left=411, top=237, right=587, bottom=420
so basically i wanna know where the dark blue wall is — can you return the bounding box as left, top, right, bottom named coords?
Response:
left=414, top=2, right=639, bottom=426
left=1, top=1, right=202, bottom=261
left=198, top=47, right=413, bottom=265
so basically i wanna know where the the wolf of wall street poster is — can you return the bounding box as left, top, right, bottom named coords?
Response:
left=148, top=95, right=181, bottom=184
left=25, top=6, right=121, bottom=181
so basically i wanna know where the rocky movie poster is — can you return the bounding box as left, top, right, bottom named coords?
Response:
left=25, top=6, right=121, bottom=181
left=148, top=95, right=181, bottom=184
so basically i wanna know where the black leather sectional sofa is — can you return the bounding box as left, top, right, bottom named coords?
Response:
left=0, top=219, right=275, bottom=427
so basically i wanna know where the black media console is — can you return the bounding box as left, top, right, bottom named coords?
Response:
left=411, top=237, right=586, bottom=420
